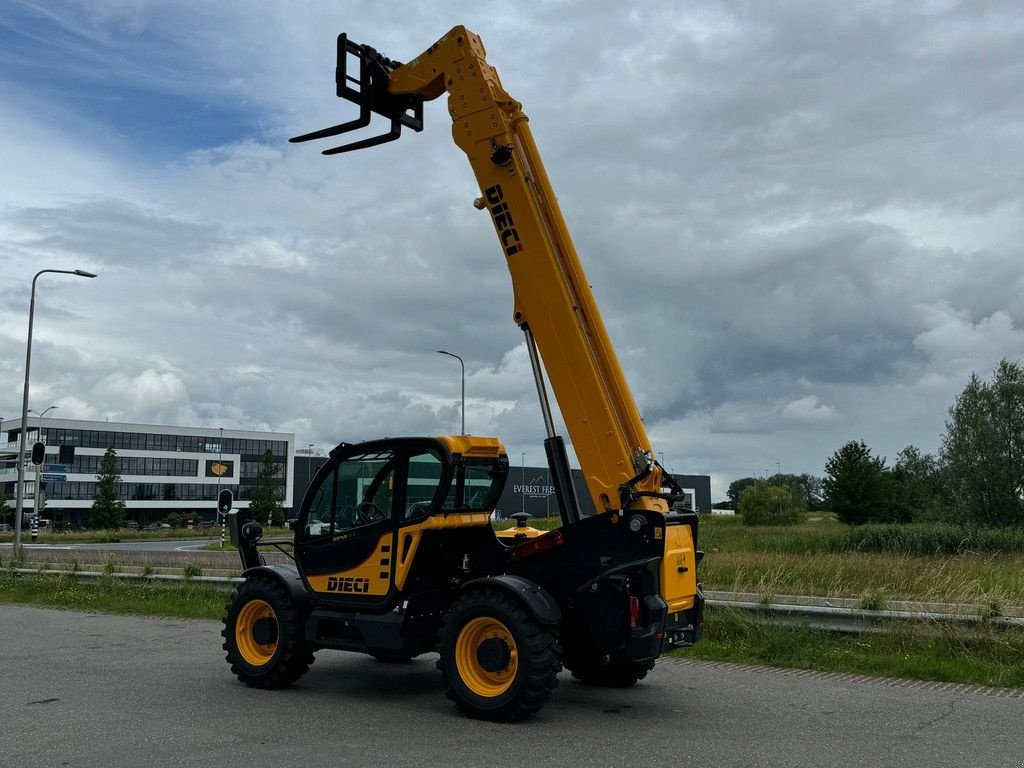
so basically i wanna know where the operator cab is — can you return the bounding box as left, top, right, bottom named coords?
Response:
left=293, top=436, right=509, bottom=608
left=296, top=435, right=508, bottom=536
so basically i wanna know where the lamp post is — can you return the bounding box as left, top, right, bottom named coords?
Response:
left=436, top=350, right=465, bottom=435
left=521, top=452, right=526, bottom=515
left=306, top=443, right=315, bottom=492
left=14, top=269, right=96, bottom=555
left=217, top=426, right=225, bottom=521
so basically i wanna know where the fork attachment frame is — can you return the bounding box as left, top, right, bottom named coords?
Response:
left=289, top=33, right=424, bottom=154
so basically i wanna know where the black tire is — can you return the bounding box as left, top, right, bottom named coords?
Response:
left=222, top=576, right=314, bottom=688
left=437, top=590, right=561, bottom=722
left=566, top=658, right=655, bottom=688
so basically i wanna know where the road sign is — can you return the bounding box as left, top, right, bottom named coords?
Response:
left=45, top=464, right=66, bottom=473
left=41, top=473, right=67, bottom=482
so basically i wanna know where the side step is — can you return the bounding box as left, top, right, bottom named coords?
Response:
left=307, top=608, right=411, bottom=655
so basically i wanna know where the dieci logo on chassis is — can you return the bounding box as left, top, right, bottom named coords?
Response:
left=326, top=576, right=371, bottom=593
left=485, top=184, right=523, bottom=256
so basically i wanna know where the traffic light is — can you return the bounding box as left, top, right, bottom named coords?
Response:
left=218, top=489, right=233, bottom=515
left=31, top=442, right=46, bottom=465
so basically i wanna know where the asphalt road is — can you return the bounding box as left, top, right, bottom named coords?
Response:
left=1, top=605, right=1020, bottom=768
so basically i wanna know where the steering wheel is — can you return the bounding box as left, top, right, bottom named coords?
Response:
left=355, top=501, right=386, bottom=526
left=405, top=501, right=432, bottom=518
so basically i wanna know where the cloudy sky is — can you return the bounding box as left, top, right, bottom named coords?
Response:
left=2, top=0, right=1022, bottom=499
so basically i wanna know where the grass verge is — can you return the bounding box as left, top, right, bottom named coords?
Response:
left=679, top=606, right=1024, bottom=689
left=0, top=572, right=226, bottom=620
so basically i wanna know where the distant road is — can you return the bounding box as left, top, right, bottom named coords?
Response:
left=1, top=605, right=1019, bottom=768
left=0, top=538, right=218, bottom=552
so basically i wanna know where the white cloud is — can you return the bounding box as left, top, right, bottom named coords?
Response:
left=914, top=303, right=1024, bottom=377
left=779, top=395, right=840, bottom=424
left=1, top=0, right=1023, bottom=486
left=99, top=369, right=187, bottom=413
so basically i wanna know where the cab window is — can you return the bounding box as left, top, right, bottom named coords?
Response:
left=404, top=449, right=445, bottom=519
left=303, top=450, right=395, bottom=537
left=462, top=462, right=505, bottom=511
left=441, top=460, right=507, bottom=512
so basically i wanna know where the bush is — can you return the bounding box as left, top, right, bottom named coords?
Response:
left=829, top=523, right=1024, bottom=556
left=739, top=483, right=805, bottom=526
left=182, top=562, right=203, bottom=579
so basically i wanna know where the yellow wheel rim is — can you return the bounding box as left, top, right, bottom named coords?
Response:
left=455, top=616, right=518, bottom=697
left=235, top=599, right=279, bottom=666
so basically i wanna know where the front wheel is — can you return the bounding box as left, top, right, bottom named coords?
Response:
left=437, top=590, right=561, bottom=721
left=222, top=576, right=314, bottom=688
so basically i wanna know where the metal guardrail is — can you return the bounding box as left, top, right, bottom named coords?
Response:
left=9, top=568, right=1023, bottom=633
left=11, top=567, right=241, bottom=587
left=706, top=596, right=1024, bottom=633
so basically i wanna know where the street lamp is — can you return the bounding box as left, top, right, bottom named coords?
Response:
left=306, top=443, right=315, bottom=491
left=29, top=405, right=59, bottom=436
left=521, top=452, right=526, bottom=515
left=217, top=426, right=224, bottom=520
left=436, top=350, right=465, bottom=435
left=14, top=268, right=96, bottom=554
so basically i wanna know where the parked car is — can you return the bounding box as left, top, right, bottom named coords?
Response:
left=144, top=522, right=172, bottom=531
left=123, top=520, right=139, bottom=529
left=0, top=523, right=12, bottom=532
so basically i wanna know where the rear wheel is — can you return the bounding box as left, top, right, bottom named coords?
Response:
left=222, top=576, right=314, bottom=688
left=438, top=590, right=561, bottom=721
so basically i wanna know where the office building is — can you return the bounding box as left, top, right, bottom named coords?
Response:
left=0, top=417, right=293, bottom=527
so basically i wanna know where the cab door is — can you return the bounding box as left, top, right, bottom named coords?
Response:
left=294, top=439, right=451, bottom=611
left=296, top=445, right=402, bottom=610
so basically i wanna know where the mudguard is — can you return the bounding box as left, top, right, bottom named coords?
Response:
left=461, top=574, right=561, bottom=625
left=242, top=564, right=310, bottom=607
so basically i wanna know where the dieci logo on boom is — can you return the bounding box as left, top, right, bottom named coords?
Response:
left=485, top=184, right=523, bottom=256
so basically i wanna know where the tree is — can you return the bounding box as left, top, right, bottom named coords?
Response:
left=764, top=473, right=825, bottom=513
left=823, top=441, right=889, bottom=525
left=940, top=359, right=1024, bottom=527
left=92, top=447, right=126, bottom=529
left=799, top=473, right=825, bottom=511
left=250, top=449, right=285, bottom=526
left=888, top=445, right=945, bottom=522
left=739, top=482, right=805, bottom=526
left=726, top=477, right=760, bottom=509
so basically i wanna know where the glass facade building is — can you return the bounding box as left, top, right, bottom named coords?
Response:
left=0, top=417, right=294, bottom=526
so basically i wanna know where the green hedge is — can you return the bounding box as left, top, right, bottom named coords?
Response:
left=831, top=523, right=1024, bottom=556
left=700, top=517, right=1024, bottom=556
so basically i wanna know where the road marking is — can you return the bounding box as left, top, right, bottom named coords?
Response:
left=174, top=542, right=213, bottom=551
